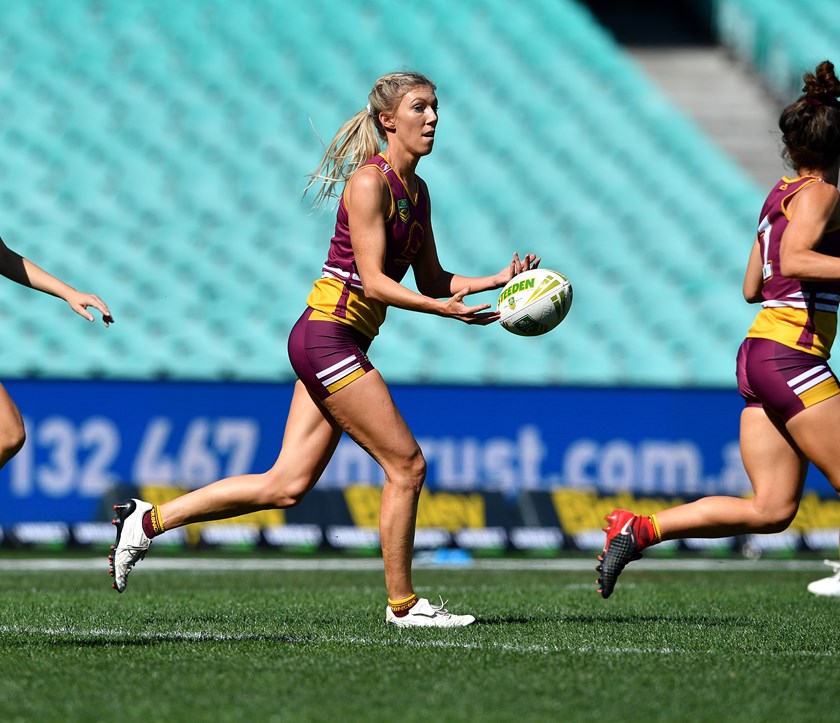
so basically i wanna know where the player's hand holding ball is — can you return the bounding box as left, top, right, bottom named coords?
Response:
left=497, top=264, right=573, bottom=336
left=494, top=251, right=541, bottom=288
left=443, top=252, right=543, bottom=325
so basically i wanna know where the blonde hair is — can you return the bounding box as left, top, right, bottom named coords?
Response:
left=304, top=71, right=436, bottom=209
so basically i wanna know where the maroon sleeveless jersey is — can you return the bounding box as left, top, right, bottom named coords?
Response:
left=746, top=175, right=840, bottom=357
left=305, top=153, right=431, bottom=338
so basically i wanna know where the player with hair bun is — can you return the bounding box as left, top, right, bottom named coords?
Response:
left=597, top=60, right=840, bottom=599
left=110, top=70, right=539, bottom=625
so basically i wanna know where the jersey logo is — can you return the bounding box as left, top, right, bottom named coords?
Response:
left=397, top=198, right=410, bottom=223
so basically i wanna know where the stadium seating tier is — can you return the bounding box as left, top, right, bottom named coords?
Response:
left=0, top=0, right=782, bottom=386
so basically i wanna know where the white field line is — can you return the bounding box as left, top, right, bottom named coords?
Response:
left=0, top=557, right=829, bottom=573
left=0, top=624, right=834, bottom=658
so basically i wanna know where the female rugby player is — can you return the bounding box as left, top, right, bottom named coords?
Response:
left=598, top=60, right=840, bottom=599
left=110, top=71, right=539, bottom=625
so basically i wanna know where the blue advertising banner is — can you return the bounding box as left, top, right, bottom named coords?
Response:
left=0, top=380, right=834, bottom=524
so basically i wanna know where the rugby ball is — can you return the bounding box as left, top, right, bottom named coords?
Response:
left=497, top=268, right=573, bottom=336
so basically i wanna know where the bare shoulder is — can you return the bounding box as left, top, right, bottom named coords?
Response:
left=346, top=165, right=389, bottom=211
left=791, top=180, right=840, bottom=218
left=800, top=179, right=840, bottom=203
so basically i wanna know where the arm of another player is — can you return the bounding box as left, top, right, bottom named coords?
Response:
left=742, top=234, right=763, bottom=303
left=779, top=182, right=840, bottom=281
left=0, top=237, right=114, bottom=325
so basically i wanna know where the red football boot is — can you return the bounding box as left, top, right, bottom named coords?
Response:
left=596, top=509, right=644, bottom=599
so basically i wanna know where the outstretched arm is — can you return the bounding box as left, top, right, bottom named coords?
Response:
left=411, top=217, right=540, bottom=297
left=0, top=237, right=113, bottom=325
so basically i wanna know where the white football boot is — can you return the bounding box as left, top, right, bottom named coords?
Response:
left=385, top=597, right=476, bottom=627
left=109, top=499, right=153, bottom=593
left=807, top=560, right=840, bottom=597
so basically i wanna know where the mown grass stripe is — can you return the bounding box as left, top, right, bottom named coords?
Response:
left=1, top=624, right=836, bottom=658
left=0, top=557, right=828, bottom=573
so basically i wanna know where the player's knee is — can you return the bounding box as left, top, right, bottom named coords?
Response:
left=260, top=470, right=312, bottom=509
left=391, top=447, right=426, bottom=494
left=754, top=501, right=798, bottom=533
left=761, top=515, right=796, bottom=534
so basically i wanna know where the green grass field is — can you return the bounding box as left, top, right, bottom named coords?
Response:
left=0, top=554, right=837, bottom=722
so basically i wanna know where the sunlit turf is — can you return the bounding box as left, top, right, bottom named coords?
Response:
left=0, top=554, right=837, bottom=722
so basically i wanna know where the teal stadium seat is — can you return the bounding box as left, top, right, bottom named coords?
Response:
left=0, top=0, right=773, bottom=386
left=716, top=0, right=838, bottom=100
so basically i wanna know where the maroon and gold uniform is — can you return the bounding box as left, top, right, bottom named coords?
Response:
left=738, top=176, right=840, bottom=420
left=747, top=175, right=840, bottom=355
left=289, top=154, right=431, bottom=399
left=305, top=153, right=430, bottom=339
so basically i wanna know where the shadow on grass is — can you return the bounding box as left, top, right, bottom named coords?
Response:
left=476, top=615, right=556, bottom=626
left=561, top=613, right=753, bottom=627
left=472, top=612, right=753, bottom=630
left=32, top=633, right=324, bottom=648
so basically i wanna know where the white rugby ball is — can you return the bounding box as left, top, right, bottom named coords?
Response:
left=497, top=268, right=573, bottom=336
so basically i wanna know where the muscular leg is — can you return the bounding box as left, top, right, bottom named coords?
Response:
left=0, top=383, right=25, bottom=468
left=159, top=381, right=342, bottom=528
left=155, top=366, right=424, bottom=601
left=656, top=406, right=807, bottom=539
left=321, top=370, right=425, bottom=601
left=786, top=394, right=840, bottom=493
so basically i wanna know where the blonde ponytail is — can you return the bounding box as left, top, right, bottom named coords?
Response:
left=304, top=70, right=436, bottom=209
left=304, top=109, right=382, bottom=209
